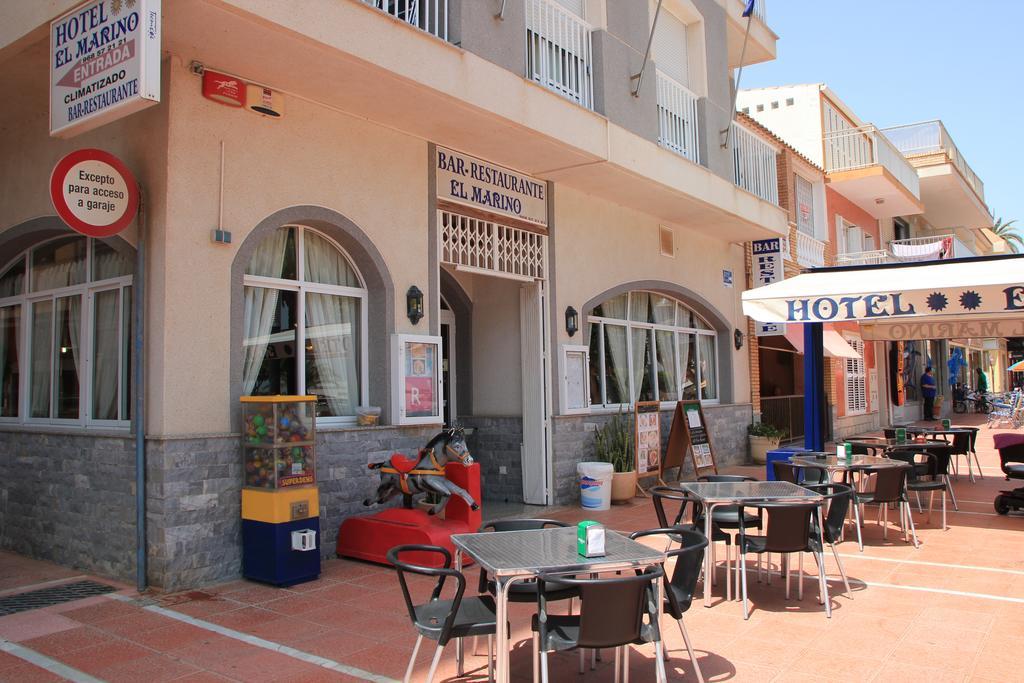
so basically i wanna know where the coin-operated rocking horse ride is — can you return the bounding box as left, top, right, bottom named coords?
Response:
left=336, top=427, right=482, bottom=567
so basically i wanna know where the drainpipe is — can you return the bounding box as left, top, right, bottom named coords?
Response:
left=134, top=188, right=147, bottom=592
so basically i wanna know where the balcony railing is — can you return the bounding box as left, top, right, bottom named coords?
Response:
left=835, top=249, right=893, bottom=266
left=794, top=229, right=826, bottom=268
left=761, top=395, right=804, bottom=442
left=656, top=71, right=700, bottom=164
left=749, top=0, right=767, bottom=22
left=525, top=0, right=594, bottom=110
left=732, top=121, right=778, bottom=205
left=823, top=125, right=921, bottom=198
left=889, top=234, right=954, bottom=261
left=880, top=120, right=986, bottom=202
left=362, top=0, right=449, bottom=41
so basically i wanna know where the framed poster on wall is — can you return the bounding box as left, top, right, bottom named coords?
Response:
left=392, top=334, right=443, bottom=425
left=634, top=402, right=661, bottom=477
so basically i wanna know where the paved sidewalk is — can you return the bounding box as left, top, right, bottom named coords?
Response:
left=1, top=414, right=1023, bottom=682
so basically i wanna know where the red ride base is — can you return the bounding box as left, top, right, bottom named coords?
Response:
left=336, top=462, right=482, bottom=567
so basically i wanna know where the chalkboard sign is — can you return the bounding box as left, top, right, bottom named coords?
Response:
left=634, top=402, right=662, bottom=477
left=664, top=400, right=717, bottom=478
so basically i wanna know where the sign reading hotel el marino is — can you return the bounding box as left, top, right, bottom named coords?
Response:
left=436, top=147, right=547, bottom=228
left=774, top=284, right=1024, bottom=323
left=50, top=0, right=161, bottom=138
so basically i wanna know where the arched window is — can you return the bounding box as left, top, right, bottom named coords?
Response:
left=0, top=235, right=133, bottom=424
left=242, top=225, right=367, bottom=422
left=587, top=291, right=718, bottom=407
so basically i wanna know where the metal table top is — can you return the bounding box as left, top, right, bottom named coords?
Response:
left=678, top=480, right=822, bottom=504
left=847, top=438, right=953, bottom=451
left=902, top=426, right=976, bottom=436
left=451, top=526, right=665, bottom=578
left=790, top=454, right=904, bottom=470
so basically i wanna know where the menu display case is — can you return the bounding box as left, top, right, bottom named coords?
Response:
left=241, top=396, right=316, bottom=489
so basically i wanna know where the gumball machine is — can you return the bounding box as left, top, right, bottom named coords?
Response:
left=240, top=396, right=320, bottom=586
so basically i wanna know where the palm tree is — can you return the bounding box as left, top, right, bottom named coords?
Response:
left=990, top=217, right=1024, bottom=254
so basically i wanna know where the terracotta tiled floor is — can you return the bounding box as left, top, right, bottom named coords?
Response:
left=2, top=414, right=1024, bottom=681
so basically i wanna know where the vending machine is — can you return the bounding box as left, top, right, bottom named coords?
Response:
left=240, top=396, right=320, bottom=586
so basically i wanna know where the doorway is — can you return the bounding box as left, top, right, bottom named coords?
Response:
left=439, top=302, right=456, bottom=426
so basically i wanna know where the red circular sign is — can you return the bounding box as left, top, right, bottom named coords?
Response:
left=49, top=149, right=139, bottom=238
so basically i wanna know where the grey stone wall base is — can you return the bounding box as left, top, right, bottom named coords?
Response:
left=460, top=416, right=524, bottom=504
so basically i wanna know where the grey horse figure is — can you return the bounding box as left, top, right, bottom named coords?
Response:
left=363, top=427, right=480, bottom=516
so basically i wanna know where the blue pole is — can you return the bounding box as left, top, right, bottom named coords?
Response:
left=803, top=322, right=824, bottom=451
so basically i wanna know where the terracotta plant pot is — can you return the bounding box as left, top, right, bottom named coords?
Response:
left=749, top=435, right=781, bottom=465
left=611, top=470, right=637, bottom=503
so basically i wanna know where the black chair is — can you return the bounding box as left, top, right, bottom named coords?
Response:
left=532, top=568, right=668, bottom=683
left=883, top=428, right=898, bottom=440
left=853, top=463, right=917, bottom=548
left=630, top=528, right=708, bottom=683
left=805, top=483, right=854, bottom=596
left=773, top=461, right=827, bottom=485
left=888, top=450, right=948, bottom=530
left=696, top=475, right=762, bottom=598
left=388, top=544, right=499, bottom=683
left=477, top=519, right=578, bottom=607
left=951, top=430, right=983, bottom=482
left=736, top=502, right=831, bottom=620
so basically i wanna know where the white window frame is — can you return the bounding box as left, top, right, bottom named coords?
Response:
left=242, top=225, right=369, bottom=426
left=0, top=236, right=133, bottom=429
left=587, top=290, right=719, bottom=412
left=844, top=333, right=867, bottom=415
left=391, top=333, right=444, bottom=426
left=561, top=344, right=590, bottom=415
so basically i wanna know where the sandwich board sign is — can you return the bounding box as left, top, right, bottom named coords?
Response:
left=50, top=0, right=162, bottom=138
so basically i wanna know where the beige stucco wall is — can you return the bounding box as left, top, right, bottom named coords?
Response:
left=468, top=274, right=523, bottom=416
left=551, top=184, right=751, bottom=409
left=153, top=58, right=431, bottom=436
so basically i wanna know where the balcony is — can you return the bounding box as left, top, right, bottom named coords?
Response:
left=732, top=121, right=779, bottom=205
left=793, top=229, right=826, bottom=268
left=656, top=71, right=700, bottom=164
left=837, top=234, right=968, bottom=266
left=525, top=0, right=594, bottom=110
left=361, top=0, right=449, bottom=41
left=822, top=125, right=923, bottom=219
left=835, top=249, right=893, bottom=266
left=881, top=121, right=991, bottom=229
left=722, top=0, right=777, bottom=67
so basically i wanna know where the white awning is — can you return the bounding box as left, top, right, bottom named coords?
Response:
left=783, top=327, right=861, bottom=358
left=742, top=255, right=1024, bottom=337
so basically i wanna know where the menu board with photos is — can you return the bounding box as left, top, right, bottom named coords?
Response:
left=634, top=402, right=662, bottom=476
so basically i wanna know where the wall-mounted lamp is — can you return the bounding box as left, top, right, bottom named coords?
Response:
left=734, top=328, right=745, bottom=350
left=406, top=286, right=424, bottom=325
left=565, top=306, right=579, bottom=337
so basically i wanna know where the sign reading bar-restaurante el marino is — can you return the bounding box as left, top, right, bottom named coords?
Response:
left=50, top=0, right=161, bottom=138
left=436, top=147, right=547, bottom=228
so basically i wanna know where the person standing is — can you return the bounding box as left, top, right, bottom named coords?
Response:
left=976, top=366, right=989, bottom=393
left=921, top=366, right=937, bottom=420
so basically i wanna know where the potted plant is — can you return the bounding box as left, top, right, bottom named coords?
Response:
left=595, top=411, right=637, bottom=503
left=748, top=422, right=786, bottom=465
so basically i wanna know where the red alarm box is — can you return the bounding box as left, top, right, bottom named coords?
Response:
left=202, top=70, right=246, bottom=107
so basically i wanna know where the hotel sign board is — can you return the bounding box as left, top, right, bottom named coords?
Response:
left=50, top=0, right=161, bottom=138
left=435, top=147, right=547, bottom=228
left=751, top=237, right=785, bottom=337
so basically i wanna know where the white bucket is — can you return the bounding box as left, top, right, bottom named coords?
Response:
left=577, top=462, right=614, bottom=511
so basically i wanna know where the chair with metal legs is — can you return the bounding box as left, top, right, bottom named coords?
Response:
left=531, top=567, right=668, bottom=683
left=888, top=450, right=949, bottom=530
left=696, top=475, right=762, bottom=596
left=804, top=483, right=854, bottom=597
left=773, top=461, right=828, bottom=486
left=630, top=527, right=708, bottom=683
left=853, top=463, right=917, bottom=548
left=736, top=502, right=832, bottom=620
left=388, top=544, right=498, bottom=683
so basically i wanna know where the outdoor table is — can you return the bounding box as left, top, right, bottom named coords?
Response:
left=789, top=453, right=902, bottom=479
left=846, top=437, right=953, bottom=455
left=904, top=426, right=980, bottom=481
left=677, top=481, right=825, bottom=609
left=451, top=525, right=666, bottom=683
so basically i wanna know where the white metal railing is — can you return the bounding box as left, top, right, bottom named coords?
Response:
left=880, top=120, right=986, bottom=202
left=835, top=249, right=893, bottom=266
left=794, top=229, right=826, bottom=268
left=525, top=0, right=594, bottom=110
left=656, top=71, right=700, bottom=164
left=823, top=125, right=921, bottom=199
left=749, top=0, right=766, bottom=22
left=890, top=234, right=954, bottom=261
left=731, top=122, right=778, bottom=204
left=439, top=210, right=547, bottom=281
left=362, top=0, right=449, bottom=41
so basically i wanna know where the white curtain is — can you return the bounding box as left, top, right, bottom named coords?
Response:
left=305, top=292, right=360, bottom=416
left=65, top=296, right=81, bottom=417
left=30, top=301, right=52, bottom=417
left=631, top=328, right=649, bottom=402
left=33, top=238, right=85, bottom=291
left=93, top=289, right=120, bottom=419
left=679, top=332, right=695, bottom=399
left=698, top=334, right=717, bottom=400
left=0, top=306, right=14, bottom=416
left=655, top=330, right=677, bottom=401
left=304, top=231, right=359, bottom=287
left=599, top=294, right=630, bottom=403
left=242, top=229, right=289, bottom=395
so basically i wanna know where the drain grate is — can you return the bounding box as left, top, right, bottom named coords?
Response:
left=0, top=580, right=117, bottom=617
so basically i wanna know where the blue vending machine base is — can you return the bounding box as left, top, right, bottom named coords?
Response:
left=765, top=447, right=811, bottom=481
left=242, top=517, right=321, bottom=587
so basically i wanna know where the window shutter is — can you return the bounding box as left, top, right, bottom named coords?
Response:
left=652, top=8, right=689, bottom=86
left=795, top=175, right=814, bottom=235
left=844, top=336, right=867, bottom=413
left=552, top=0, right=585, bottom=18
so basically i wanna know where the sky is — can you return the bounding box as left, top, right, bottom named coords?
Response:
left=740, top=0, right=1022, bottom=237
